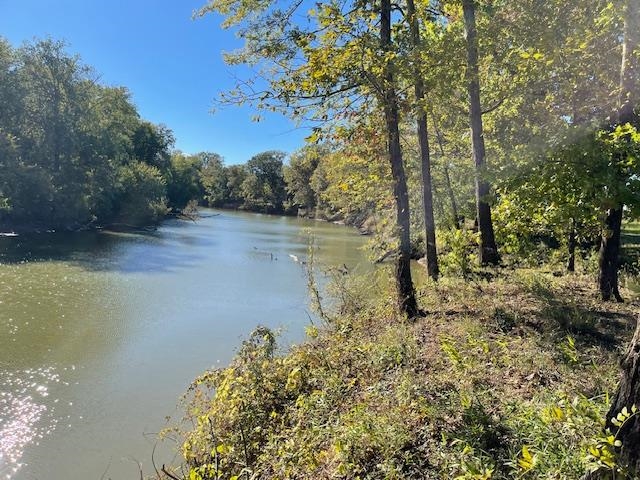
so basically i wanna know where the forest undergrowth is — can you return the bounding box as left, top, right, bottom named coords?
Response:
left=160, top=262, right=640, bottom=480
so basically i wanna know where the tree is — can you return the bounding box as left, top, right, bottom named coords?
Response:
left=225, top=164, right=249, bottom=206
left=132, top=121, right=174, bottom=171
left=14, top=39, right=96, bottom=226
left=0, top=38, right=178, bottom=230
left=462, top=0, right=500, bottom=266
left=197, top=0, right=420, bottom=317
left=380, top=0, right=419, bottom=316
left=598, top=0, right=640, bottom=302
left=315, top=122, right=391, bottom=230
left=405, top=0, right=438, bottom=281
left=199, top=152, right=228, bottom=207
left=458, top=0, right=628, bottom=279
left=493, top=132, right=605, bottom=268
left=115, top=161, right=169, bottom=226
left=167, top=152, right=205, bottom=210
left=242, top=151, right=287, bottom=213
left=601, top=0, right=640, bottom=457
left=284, top=145, right=325, bottom=215
left=81, top=85, right=141, bottom=222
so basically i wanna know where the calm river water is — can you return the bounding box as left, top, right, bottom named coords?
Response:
left=0, top=209, right=368, bottom=480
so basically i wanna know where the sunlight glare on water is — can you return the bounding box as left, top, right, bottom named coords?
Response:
left=0, top=368, right=60, bottom=479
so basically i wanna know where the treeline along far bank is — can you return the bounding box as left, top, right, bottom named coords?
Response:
left=0, top=38, right=345, bottom=233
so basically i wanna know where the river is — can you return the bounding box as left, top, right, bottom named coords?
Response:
left=0, top=209, right=368, bottom=480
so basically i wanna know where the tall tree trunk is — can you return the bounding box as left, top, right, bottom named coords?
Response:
left=406, top=0, right=438, bottom=281
left=380, top=0, right=419, bottom=318
left=605, top=318, right=640, bottom=475
left=599, top=207, right=623, bottom=301
left=598, top=0, right=639, bottom=302
left=443, top=163, right=460, bottom=230
left=431, top=111, right=460, bottom=229
left=462, top=0, right=500, bottom=266
left=567, top=218, right=576, bottom=273
left=602, top=1, right=640, bottom=475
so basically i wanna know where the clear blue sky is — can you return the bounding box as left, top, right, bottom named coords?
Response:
left=0, top=0, right=309, bottom=163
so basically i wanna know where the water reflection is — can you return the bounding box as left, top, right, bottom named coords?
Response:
left=0, top=228, right=207, bottom=274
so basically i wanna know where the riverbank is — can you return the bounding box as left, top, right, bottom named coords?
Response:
left=0, top=210, right=195, bottom=236
left=175, top=268, right=638, bottom=479
left=203, top=205, right=377, bottom=236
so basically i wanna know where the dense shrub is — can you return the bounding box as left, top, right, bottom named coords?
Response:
left=115, top=162, right=169, bottom=226
left=169, top=270, right=637, bottom=480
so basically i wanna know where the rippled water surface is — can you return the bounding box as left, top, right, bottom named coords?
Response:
left=0, top=210, right=368, bottom=480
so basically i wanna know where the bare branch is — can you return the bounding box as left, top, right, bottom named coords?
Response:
left=481, top=96, right=506, bottom=115
left=161, top=465, right=181, bottom=480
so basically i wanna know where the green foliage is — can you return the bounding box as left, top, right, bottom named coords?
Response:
left=171, top=1, right=640, bottom=477
left=199, top=152, right=228, bottom=207
left=116, top=162, right=169, bottom=225
left=439, top=229, right=480, bottom=278
left=283, top=145, right=326, bottom=214
left=197, top=151, right=293, bottom=213
left=0, top=37, right=185, bottom=230
left=495, top=124, right=640, bottom=267
left=167, top=152, right=205, bottom=210
left=585, top=405, right=639, bottom=476
left=132, top=121, right=174, bottom=171
left=242, top=151, right=288, bottom=213
left=224, top=164, right=249, bottom=206
left=171, top=271, right=635, bottom=480
left=502, top=393, right=609, bottom=478
left=197, top=0, right=640, bottom=293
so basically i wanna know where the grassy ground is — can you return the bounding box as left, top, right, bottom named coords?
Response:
left=623, top=219, right=640, bottom=250
left=164, top=266, right=639, bottom=480
left=621, top=221, right=640, bottom=286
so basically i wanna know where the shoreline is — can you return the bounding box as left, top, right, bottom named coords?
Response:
left=0, top=206, right=373, bottom=237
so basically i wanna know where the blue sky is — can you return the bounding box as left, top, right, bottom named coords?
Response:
left=0, top=0, right=309, bottom=163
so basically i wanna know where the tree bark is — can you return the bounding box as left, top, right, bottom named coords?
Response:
left=380, top=0, right=419, bottom=318
left=431, top=112, right=460, bottom=229
left=603, top=1, right=640, bottom=475
left=443, top=163, right=460, bottom=230
left=598, top=0, right=639, bottom=302
left=462, top=0, right=500, bottom=266
left=606, top=317, right=640, bottom=475
left=407, top=0, right=438, bottom=281
left=567, top=218, right=576, bottom=273
left=599, top=207, right=624, bottom=301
